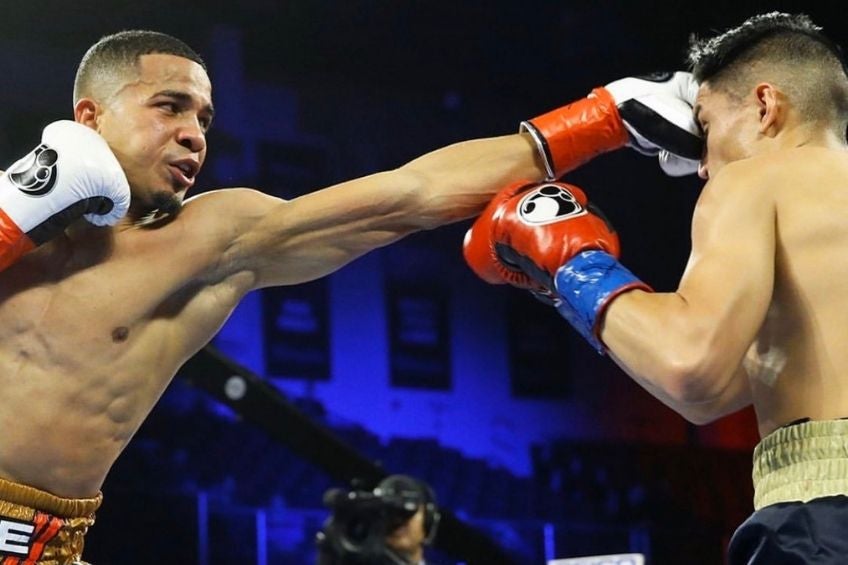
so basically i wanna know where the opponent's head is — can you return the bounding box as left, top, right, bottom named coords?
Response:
left=687, top=12, right=848, bottom=178
left=73, top=30, right=213, bottom=222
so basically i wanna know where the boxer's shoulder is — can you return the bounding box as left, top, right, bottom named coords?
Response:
left=699, top=158, right=774, bottom=202
left=180, top=187, right=279, bottom=225
left=704, top=149, right=826, bottom=192
left=733, top=148, right=848, bottom=195
left=159, top=187, right=277, bottom=243
left=737, top=147, right=843, bottom=173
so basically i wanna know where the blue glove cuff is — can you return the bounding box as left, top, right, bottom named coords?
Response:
left=553, top=250, right=647, bottom=354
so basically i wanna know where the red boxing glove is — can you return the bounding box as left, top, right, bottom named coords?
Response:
left=520, top=88, right=629, bottom=180
left=465, top=181, right=651, bottom=352
left=463, top=180, right=620, bottom=291
left=521, top=72, right=702, bottom=179
left=463, top=181, right=538, bottom=289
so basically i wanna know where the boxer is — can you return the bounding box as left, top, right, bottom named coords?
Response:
left=0, top=29, right=697, bottom=563
left=466, top=12, right=848, bottom=565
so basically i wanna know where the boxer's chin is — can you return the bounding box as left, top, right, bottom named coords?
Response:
left=137, top=191, right=183, bottom=226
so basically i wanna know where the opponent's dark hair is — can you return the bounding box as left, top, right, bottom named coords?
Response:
left=687, top=12, right=848, bottom=130
left=74, top=30, right=206, bottom=104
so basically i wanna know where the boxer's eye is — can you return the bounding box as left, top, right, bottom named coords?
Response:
left=157, top=101, right=179, bottom=114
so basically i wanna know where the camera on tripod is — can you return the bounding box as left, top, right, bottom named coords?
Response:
left=316, top=475, right=440, bottom=565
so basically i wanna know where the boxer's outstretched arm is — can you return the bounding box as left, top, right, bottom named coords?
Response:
left=218, top=133, right=544, bottom=288
left=600, top=159, right=774, bottom=423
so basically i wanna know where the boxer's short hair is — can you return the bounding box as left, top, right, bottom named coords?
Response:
left=74, top=30, right=206, bottom=104
left=687, top=12, right=848, bottom=128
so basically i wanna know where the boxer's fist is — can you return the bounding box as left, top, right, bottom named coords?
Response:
left=463, top=181, right=541, bottom=290
left=0, top=121, right=131, bottom=271
left=520, top=71, right=702, bottom=179
left=464, top=181, right=650, bottom=352
left=464, top=181, right=620, bottom=290
left=605, top=71, right=702, bottom=176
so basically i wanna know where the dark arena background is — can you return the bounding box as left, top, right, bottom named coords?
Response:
left=1, top=1, right=844, bottom=564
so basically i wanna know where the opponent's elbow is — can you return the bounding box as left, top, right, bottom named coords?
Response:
left=654, top=344, right=731, bottom=407
left=654, top=364, right=733, bottom=426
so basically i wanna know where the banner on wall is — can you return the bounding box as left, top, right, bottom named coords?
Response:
left=263, top=279, right=331, bottom=380
left=387, top=282, right=451, bottom=390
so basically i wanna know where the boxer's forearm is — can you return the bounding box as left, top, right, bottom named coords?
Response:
left=600, top=289, right=752, bottom=421
left=397, top=133, right=545, bottom=228
left=225, top=135, right=543, bottom=288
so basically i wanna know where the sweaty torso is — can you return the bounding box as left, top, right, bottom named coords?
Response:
left=743, top=147, right=848, bottom=436
left=0, top=195, right=250, bottom=498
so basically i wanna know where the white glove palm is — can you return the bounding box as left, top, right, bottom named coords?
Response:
left=605, top=71, right=702, bottom=176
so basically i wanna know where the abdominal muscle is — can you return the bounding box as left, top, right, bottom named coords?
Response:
left=0, top=333, right=179, bottom=499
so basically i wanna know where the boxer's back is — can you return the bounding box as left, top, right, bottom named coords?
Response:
left=746, top=146, right=848, bottom=435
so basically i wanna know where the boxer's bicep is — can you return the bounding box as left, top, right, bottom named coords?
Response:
left=602, top=162, right=774, bottom=413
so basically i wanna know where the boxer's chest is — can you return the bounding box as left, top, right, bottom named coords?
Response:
left=0, top=230, right=201, bottom=360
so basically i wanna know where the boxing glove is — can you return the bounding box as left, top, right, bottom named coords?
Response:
left=0, top=121, right=131, bottom=271
left=520, top=71, right=702, bottom=179
left=464, top=181, right=650, bottom=352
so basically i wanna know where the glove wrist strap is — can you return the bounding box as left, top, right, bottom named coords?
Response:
left=0, top=207, right=34, bottom=272
left=553, top=250, right=651, bottom=354
left=519, top=87, right=628, bottom=180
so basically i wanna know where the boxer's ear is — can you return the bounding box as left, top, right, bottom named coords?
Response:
left=74, top=98, right=100, bottom=130
left=754, top=83, right=783, bottom=137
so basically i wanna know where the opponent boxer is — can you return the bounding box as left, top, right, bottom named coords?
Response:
left=465, top=12, right=848, bottom=564
left=0, top=29, right=698, bottom=563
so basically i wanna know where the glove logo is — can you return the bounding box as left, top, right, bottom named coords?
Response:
left=8, top=143, right=58, bottom=197
left=518, top=184, right=586, bottom=225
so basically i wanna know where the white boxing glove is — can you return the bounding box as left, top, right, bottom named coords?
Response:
left=0, top=120, right=130, bottom=271
left=658, top=149, right=701, bottom=177
left=605, top=71, right=702, bottom=176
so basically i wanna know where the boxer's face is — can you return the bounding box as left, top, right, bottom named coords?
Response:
left=694, top=81, right=759, bottom=180
left=93, top=54, right=213, bottom=221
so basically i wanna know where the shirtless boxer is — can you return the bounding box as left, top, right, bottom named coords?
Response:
left=0, top=30, right=698, bottom=563
left=465, top=12, right=848, bottom=564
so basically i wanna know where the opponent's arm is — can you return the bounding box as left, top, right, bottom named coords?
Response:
left=599, top=161, right=774, bottom=421
left=219, top=133, right=545, bottom=288
left=607, top=355, right=753, bottom=425
left=463, top=167, right=770, bottom=423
